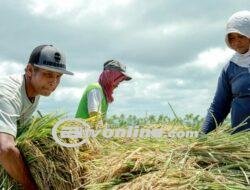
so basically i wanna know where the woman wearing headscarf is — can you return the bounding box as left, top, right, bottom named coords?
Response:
left=202, top=10, right=250, bottom=134
left=75, top=60, right=132, bottom=123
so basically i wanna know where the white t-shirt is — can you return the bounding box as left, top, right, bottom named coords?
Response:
left=0, top=75, right=40, bottom=137
left=87, top=88, right=102, bottom=114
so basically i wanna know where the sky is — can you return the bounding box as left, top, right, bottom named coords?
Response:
left=0, top=0, right=249, bottom=118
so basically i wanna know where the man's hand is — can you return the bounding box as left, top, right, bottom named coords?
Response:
left=0, top=133, right=38, bottom=190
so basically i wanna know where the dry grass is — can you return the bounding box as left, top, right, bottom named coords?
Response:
left=81, top=124, right=250, bottom=190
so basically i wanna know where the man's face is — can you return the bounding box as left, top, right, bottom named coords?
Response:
left=31, top=67, right=62, bottom=96
left=228, top=33, right=250, bottom=54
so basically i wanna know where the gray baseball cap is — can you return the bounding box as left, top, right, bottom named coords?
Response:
left=29, top=45, right=73, bottom=75
left=103, top=60, right=132, bottom=80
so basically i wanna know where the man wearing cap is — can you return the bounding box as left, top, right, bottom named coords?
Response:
left=0, top=45, right=73, bottom=189
left=75, top=60, right=131, bottom=124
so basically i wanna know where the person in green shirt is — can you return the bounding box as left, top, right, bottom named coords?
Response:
left=75, top=60, right=132, bottom=124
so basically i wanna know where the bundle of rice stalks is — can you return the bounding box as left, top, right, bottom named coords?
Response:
left=113, top=167, right=249, bottom=190
left=82, top=125, right=249, bottom=189
left=0, top=114, right=85, bottom=190
left=82, top=137, right=187, bottom=189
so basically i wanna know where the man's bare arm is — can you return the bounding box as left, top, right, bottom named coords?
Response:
left=0, top=133, right=38, bottom=190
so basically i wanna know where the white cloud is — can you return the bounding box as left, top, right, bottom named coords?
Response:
left=128, top=68, right=154, bottom=80
left=26, top=0, right=82, bottom=17
left=0, top=60, right=25, bottom=75
left=162, top=22, right=191, bottom=36
left=162, top=25, right=180, bottom=35
left=2, top=1, right=247, bottom=118
left=189, top=47, right=234, bottom=69
left=52, top=86, right=83, bottom=101
left=25, top=0, right=133, bottom=21
left=114, top=68, right=167, bottom=104
left=176, top=79, right=184, bottom=86
left=71, top=71, right=96, bottom=82
left=141, top=82, right=162, bottom=98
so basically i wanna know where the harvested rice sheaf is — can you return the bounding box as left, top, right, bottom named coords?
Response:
left=0, top=115, right=87, bottom=190
left=83, top=125, right=250, bottom=190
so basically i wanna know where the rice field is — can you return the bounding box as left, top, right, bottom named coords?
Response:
left=0, top=114, right=249, bottom=190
